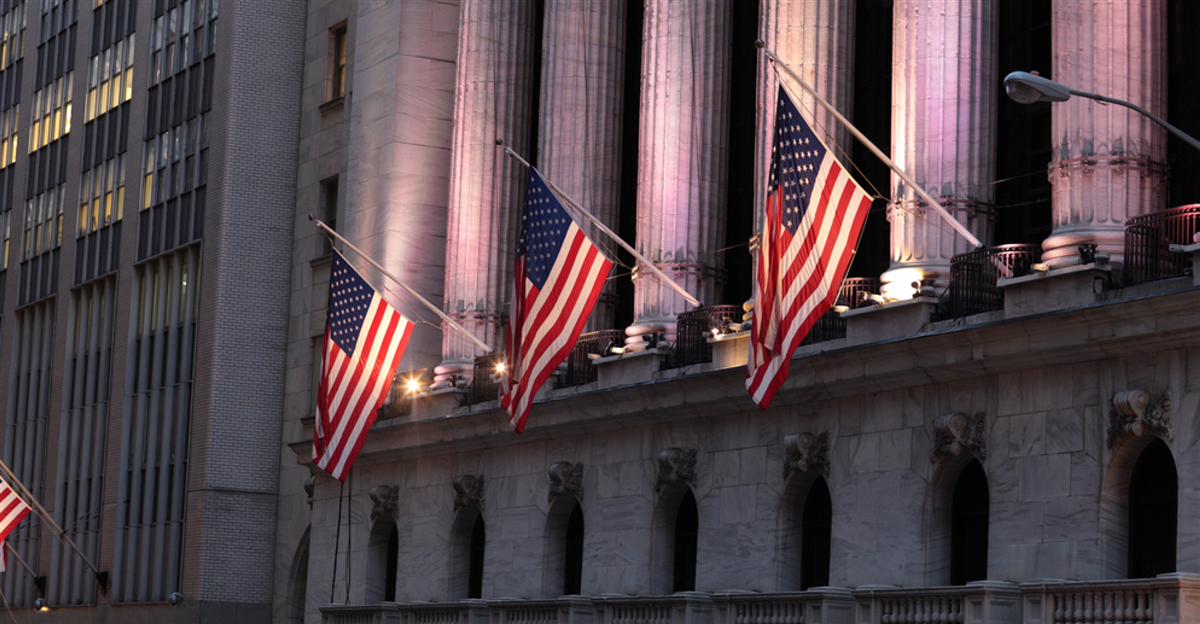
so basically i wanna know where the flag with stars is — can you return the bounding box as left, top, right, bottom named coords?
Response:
left=0, top=475, right=30, bottom=573
left=501, top=169, right=614, bottom=433
left=313, top=249, right=414, bottom=481
left=747, top=86, right=872, bottom=408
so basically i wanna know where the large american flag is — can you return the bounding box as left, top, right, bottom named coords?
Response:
left=747, top=86, right=872, bottom=408
left=0, top=475, right=30, bottom=572
left=501, top=169, right=614, bottom=433
left=314, top=249, right=414, bottom=481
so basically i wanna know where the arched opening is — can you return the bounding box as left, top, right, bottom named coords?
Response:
left=543, top=494, right=585, bottom=597
left=949, top=459, right=989, bottom=585
left=800, top=477, right=832, bottom=589
left=366, top=518, right=399, bottom=602
left=1128, top=438, right=1177, bottom=578
left=287, top=527, right=310, bottom=624
left=652, top=484, right=699, bottom=594
left=450, top=506, right=486, bottom=600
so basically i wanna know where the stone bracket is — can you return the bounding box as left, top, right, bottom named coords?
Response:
left=931, top=412, right=987, bottom=464
left=783, top=432, right=830, bottom=479
left=548, top=462, right=584, bottom=503
left=656, top=447, right=698, bottom=493
left=453, top=474, right=485, bottom=513
left=369, top=484, right=399, bottom=522
left=1108, top=389, right=1173, bottom=448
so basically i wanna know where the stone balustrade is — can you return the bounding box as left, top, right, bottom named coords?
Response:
left=321, top=578, right=1200, bottom=624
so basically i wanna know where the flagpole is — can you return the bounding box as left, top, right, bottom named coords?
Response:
left=3, top=543, right=35, bottom=579
left=757, top=41, right=983, bottom=249
left=497, top=140, right=704, bottom=308
left=309, top=216, right=494, bottom=354
left=0, top=461, right=99, bottom=576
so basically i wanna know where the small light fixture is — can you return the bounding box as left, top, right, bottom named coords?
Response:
left=34, top=598, right=48, bottom=612
left=494, top=361, right=506, bottom=375
left=406, top=378, right=422, bottom=393
left=1031, top=263, right=1050, bottom=273
left=168, top=592, right=184, bottom=607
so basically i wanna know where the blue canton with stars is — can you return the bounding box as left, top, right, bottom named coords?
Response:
left=518, top=170, right=573, bottom=290
left=769, top=86, right=828, bottom=235
left=326, top=249, right=376, bottom=357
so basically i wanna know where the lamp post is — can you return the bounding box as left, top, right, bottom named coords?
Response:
left=1004, top=71, right=1200, bottom=154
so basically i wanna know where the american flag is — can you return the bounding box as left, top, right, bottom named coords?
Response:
left=746, top=86, right=872, bottom=408
left=500, top=169, right=614, bottom=433
left=0, top=475, right=30, bottom=573
left=314, top=249, right=414, bottom=481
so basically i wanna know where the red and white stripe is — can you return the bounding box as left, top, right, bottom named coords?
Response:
left=0, top=477, right=31, bottom=573
left=747, top=155, right=871, bottom=408
left=501, top=221, right=613, bottom=433
left=314, top=294, right=413, bottom=481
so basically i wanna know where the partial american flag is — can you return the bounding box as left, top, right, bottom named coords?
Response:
left=747, top=86, right=872, bottom=408
left=0, top=475, right=30, bottom=572
left=314, top=250, right=414, bottom=481
left=501, top=169, right=614, bottom=433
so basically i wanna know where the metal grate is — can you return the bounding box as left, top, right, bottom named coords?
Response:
left=942, top=244, right=1040, bottom=319
left=1124, top=204, right=1200, bottom=285
left=671, top=305, right=743, bottom=369
left=557, top=329, right=625, bottom=388
left=469, top=352, right=505, bottom=405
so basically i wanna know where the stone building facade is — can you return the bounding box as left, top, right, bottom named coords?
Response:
left=277, top=2, right=1200, bottom=624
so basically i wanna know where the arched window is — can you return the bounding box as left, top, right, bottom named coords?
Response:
left=800, top=477, right=832, bottom=590
left=1128, top=439, right=1177, bottom=578
left=564, top=504, right=584, bottom=594
left=673, top=490, right=698, bottom=592
left=543, top=495, right=585, bottom=597
left=949, top=459, right=989, bottom=585
left=451, top=506, right=485, bottom=599
left=367, top=518, right=399, bottom=602
left=287, top=528, right=310, bottom=624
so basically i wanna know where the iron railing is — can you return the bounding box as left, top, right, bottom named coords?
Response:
left=800, top=277, right=881, bottom=345
left=557, top=329, right=626, bottom=389
left=1124, top=204, right=1200, bottom=285
left=379, top=368, right=434, bottom=420
left=671, top=305, right=743, bottom=369
left=469, top=352, right=505, bottom=404
left=942, top=244, right=1041, bottom=319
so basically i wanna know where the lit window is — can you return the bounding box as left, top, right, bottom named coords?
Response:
left=331, top=25, right=347, bottom=100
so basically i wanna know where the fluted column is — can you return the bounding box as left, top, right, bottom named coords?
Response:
left=439, top=0, right=538, bottom=384
left=538, top=0, right=626, bottom=332
left=630, top=0, right=731, bottom=347
left=1041, top=0, right=1167, bottom=268
left=754, top=0, right=856, bottom=223
left=882, top=0, right=997, bottom=299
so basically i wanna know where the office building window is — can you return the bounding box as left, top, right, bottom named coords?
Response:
left=330, top=24, right=346, bottom=100
left=1128, top=439, right=1177, bottom=578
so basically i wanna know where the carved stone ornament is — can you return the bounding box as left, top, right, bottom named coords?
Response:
left=656, top=447, right=698, bottom=493
left=1108, top=389, right=1173, bottom=448
left=369, top=485, right=399, bottom=522
left=304, top=473, right=316, bottom=509
left=548, top=462, right=584, bottom=503
left=453, top=474, right=485, bottom=513
left=783, top=432, right=830, bottom=479
left=931, top=412, right=987, bottom=464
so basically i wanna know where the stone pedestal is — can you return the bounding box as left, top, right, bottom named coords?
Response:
left=1041, top=0, right=1168, bottom=268
left=632, top=0, right=732, bottom=331
left=594, top=349, right=669, bottom=389
left=884, top=0, right=997, bottom=299
left=539, top=0, right=626, bottom=331
left=843, top=297, right=939, bottom=346
left=998, top=263, right=1112, bottom=317
left=440, top=0, right=539, bottom=383
left=711, top=332, right=750, bottom=370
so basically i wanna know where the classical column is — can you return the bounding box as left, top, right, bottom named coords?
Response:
left=438, top=0, right=539, bottom=385
left=538, top=0, right=626, bottom=332
left=882, top=0, right=997, bottom=300
left=754, top=0, right=856, bottom=219
left=629, top=0, right=731, bottom=349
left=1041, top=0, right=1167, bottom=268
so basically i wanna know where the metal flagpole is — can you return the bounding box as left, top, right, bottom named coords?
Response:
left=498, top=141, right=704, bottom=308
left=757, top=41, right=983, bottom=250
left=3, top=543, right=35, bottom=579
left=331, top=480, right=343, bottom=604
left=309, top=216, right=494, bottom=354
left=0, top=460, right=99, bottom=576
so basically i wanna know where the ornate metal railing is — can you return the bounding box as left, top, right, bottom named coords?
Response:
left=379, top=369, right=434, bottom=420
left=469, top=352, right=505, bottom=405
left=1124, top=204, right=1200, bottom=285
left=671, top=305, right=744, bottom=369
left=942, top=244, right=1041, bottom=319
left=800, top=277, right=882, bottom=345
left=557, top=329, right=626, bottom=389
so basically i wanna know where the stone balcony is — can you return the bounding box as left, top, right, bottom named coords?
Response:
left=321, top=575, right=1200, bottom=624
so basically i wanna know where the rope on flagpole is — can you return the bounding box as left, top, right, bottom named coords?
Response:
left=757, top=40, right=983, bottom=250
left=310, top=216, right=494, bottom=354
left=497, top=140, right=704, bottom=308
left=331, top=479, right=343, bottom=604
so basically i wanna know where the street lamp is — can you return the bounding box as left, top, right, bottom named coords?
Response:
left=1004, top=71, right=1200, bottom=154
